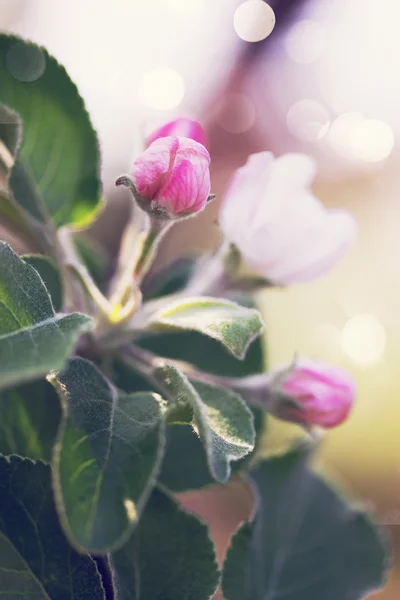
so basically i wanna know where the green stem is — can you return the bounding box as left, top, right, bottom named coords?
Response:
left=58, top=226, right=111, bottom=317
left=135, top=218, right=172, bottom=280
left=108, top=217, right=172, bottom=324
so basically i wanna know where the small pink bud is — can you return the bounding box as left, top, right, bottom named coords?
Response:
left=131, top=136, right=211, bottom=219
left=146, top=118, right=207, bottom=148
left=219, top=152, right=357, bottom=285
left=275, top=360, right=355, bottom=428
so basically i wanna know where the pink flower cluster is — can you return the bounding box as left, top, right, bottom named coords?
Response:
left=127, top=118, right=358, bottom=430
left=131, top=118, right=356, bottom=284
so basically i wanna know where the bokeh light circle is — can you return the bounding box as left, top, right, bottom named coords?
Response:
left=328, top=114, right=394, bottom=162
left=138, top=68, right=185, bottom=110
left=286, top=99, right=330, bottom=142
left=284, top=20, right=325, bottom=64
left=341, top=314, right=387, bottom=365
left=234, top=1, right=276, bottom=43
left=216, top=92, right=256, bottom=134
left=6, top=42, right=46, bottom=82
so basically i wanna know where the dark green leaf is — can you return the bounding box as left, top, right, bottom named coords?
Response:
left=137, top=292, right=266, bottom=379
left=0, top=379, right=61, bottom=461
left=159, top=424, right=212, bottom=491
left=222, top=445, right=390, bottom=600
left=0, top=34, right=101, bottom=227
left=0, top=242, right=91, bottom=389
left=23, top=254, right=63, bottom=312
left=0, top=455, right=105, bottom=599
left=51, top=358, right=166, bottom=553
left=142, top=256, right=197, bottom=300
left=0, top=312, right=91, bottom=390
left=0, top=190, right=45, bottom=253
left=160, top=408, right=264, bottom=492
left=0, top=103, right=20, bottom=158
left=73, top=233, right=110, bottom=288
left=0, top=242, right=54, bottom=331
left=110, top=487, right=219, bottom=600
left=154, top=364, right=255, bottom=483
left=147, top=296, right=264, bottom=359
left=0, top=105, right=56, bottom=254
left=138, top=327, right=265, bottom=377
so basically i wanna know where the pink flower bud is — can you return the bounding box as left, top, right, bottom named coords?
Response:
left=146, top=118, right=207, bottom=148
left=219, top=152, right=357, bottom=285
left=131, top=136, right=211, bottom=219
left=276, top=360, right=355, bottom=428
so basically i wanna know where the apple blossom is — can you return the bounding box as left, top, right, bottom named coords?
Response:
left=276, top=359, right=355, bottom=428
left=146, top=118, right=207, bottom=148
left=130, top=136, right=211, bottom=219
left=219, top=152, right=357, bottom=284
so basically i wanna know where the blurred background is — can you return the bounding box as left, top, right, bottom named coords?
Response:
left=1, top=0, right=400, bottom=597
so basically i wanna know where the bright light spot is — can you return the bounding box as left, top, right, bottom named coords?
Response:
left=347, top=119, right=394, bottom=162
left=341, top=314, right=386, bottom=365
left=216, top=92, right=256, bottom=134
left=138, top=68, right=185, bottom=110
left=234, top=1, right=275, bottom=43
left=284, top=20, right=325, bottom=64
left=286, top=99, right=330, bottom=142
left=124, top=499, right=138, bottom=523
left=328, top=113, right=394, bottom=162
left=162, top=0, right=204, bottom=15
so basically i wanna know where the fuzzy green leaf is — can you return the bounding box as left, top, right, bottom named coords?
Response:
left=0, top=34, right=101, bottom=227
left=0, top=455, right=105, bottom=599
left=159, top=407, right=264, bottom=492
left=0, top=379, right=61, bottom=461
left=154, top=364, right=255, bottom=483
left=147, top=296, right=264, bottom=359
left=0, top=242, right=91, bottom=389
left=23, top=254, right=63, bottom=312
left=50, top=358, right=166, bottom=553
left=222, top=445, right=390, bottom=600
left=0, top=313, right=91, bottom=390
left=110, top=487, right=219, bottom=600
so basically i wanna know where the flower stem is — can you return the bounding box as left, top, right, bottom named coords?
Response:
left=133, top=218, right=172, bottom=282
left=108, top=216, right=172, bottom=324
left=58, top=226, right=112, bottom=318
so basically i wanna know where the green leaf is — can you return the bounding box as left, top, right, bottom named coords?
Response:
left=0, top=242, right=91, bottom=389
left=159, top=424, right=213, bottom=491
left=137, top=293, right=266, bottom=379
left=0, top=103, right=20, bottom=158
left=0, top=455, right=105, bottom=599
left=154, top=364, right=255, bottom=483
left=0, top=105, right=56, bottom=254
left=73, top=232, right=110, bottom=288
left=139, top=328, right=265, bottom=378
left=50, top=357, right=166, bottom=553
left=0, top=379, right=61, bottom=461
left=0, top=242, right=54, bottom=331
left=0, top=312, right=91, bottom=390
left=23, top=254, right=63, bottom=312
left=160, top=408, right=264, bottom=492
left=110, top=487, right=219, bottom=600
left=142, top=256, right=197, bottom=300
left=222, top=445, right=390, bottom=600
left=0, top=34, right=101, bottom=227
left=147, top=296, right=264, bottom=359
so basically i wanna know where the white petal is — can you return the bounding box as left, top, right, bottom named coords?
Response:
left=219, top=152, right=274, bottom=239
left=266, top=210, right=357, bottom=284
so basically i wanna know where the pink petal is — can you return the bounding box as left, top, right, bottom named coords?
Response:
left=131, top=137, right=179, bottom=200
left=146, top=118, right=207, bottom=148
